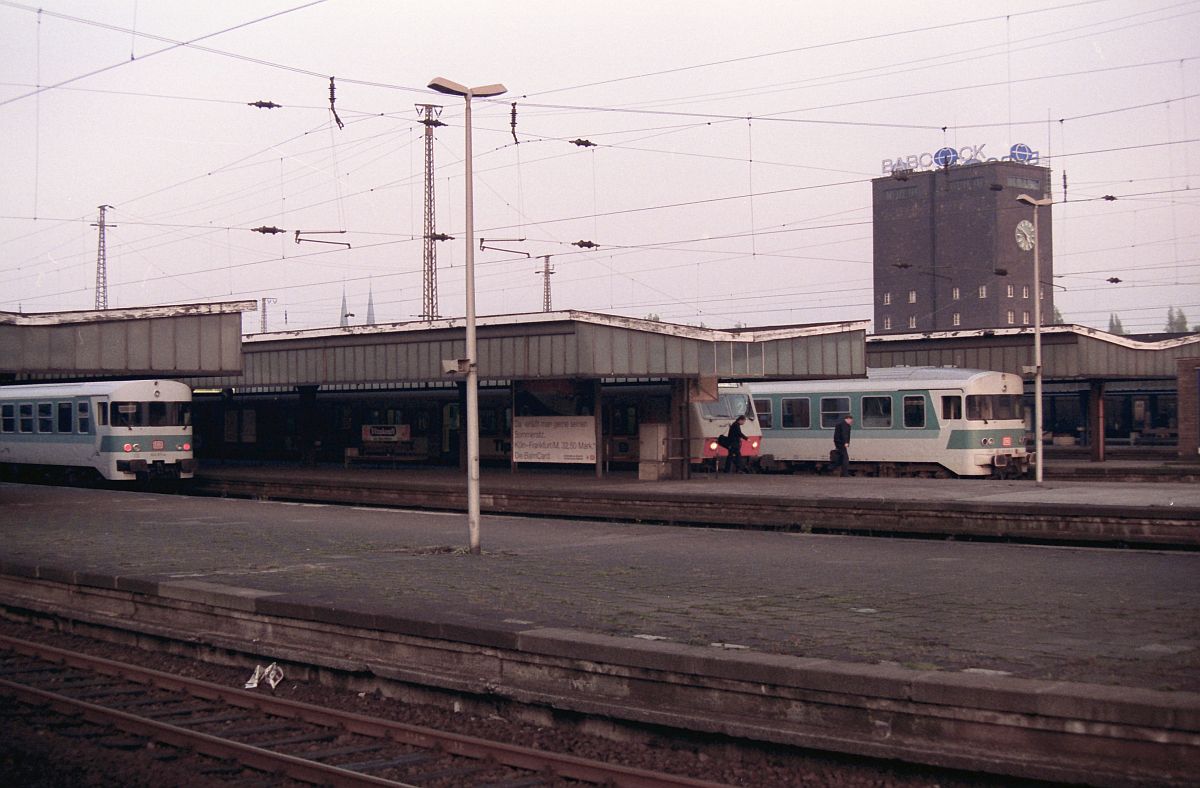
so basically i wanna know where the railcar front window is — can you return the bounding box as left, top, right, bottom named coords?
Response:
left=112, top=400, right=191, bottom=427
left=701, top=392, right=753, bottom=421
left=966, top=394, right=1023, bottom=421
left=112, top=402, right=142, bottom=427
left=941, top=395, right=963, bottom=420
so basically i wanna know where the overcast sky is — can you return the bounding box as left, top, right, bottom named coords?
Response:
left=1, top=0, right=1197, bottom=335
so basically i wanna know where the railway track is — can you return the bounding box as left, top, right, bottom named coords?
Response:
left=0, top=633, right=729, bottom=787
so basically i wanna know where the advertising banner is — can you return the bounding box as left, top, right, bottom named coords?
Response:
left=512, top=416, right=597, bottom=464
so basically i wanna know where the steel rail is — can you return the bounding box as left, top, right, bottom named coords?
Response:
left=0, top=677, right=414, bottom=786
left=0, top=633, right=729, bottom=788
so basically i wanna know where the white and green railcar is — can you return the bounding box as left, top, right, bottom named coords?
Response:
left=0, top=379, right=196, bottom=481
left=749, top=367, right=1031, bottom=478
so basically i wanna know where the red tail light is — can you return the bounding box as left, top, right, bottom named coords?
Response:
left=182, top=442, right=192, bottom=451
left=123, top=443, right=133, bottom=452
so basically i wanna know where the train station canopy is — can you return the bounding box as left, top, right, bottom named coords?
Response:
left=186, top=310, right=871, bottom=391
left=867, top=325, right=1200, bottom=381
left=0, top=301, right=254, bottom=380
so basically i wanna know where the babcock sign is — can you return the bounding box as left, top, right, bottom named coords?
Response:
left=882, top=143, right=1038, bottom=175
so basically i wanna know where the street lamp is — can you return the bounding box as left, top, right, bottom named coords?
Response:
left=1016, top=193, right=1052, bottom=485
left=428, top=76, right=506, bottom=555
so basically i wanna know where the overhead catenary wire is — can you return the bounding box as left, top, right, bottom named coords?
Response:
left=3, top=0, right=1194, bottom=331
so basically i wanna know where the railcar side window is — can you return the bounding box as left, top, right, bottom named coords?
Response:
left=861, top=396, right=891, bottom=428
left=57, top=402, right=73, bottom=433
left=19, top=403, right=34, bottom=433
left=941, top=396, right=962, bottom=420
left=1, top=403, right=14, bottom=433
left=820, top=397, right=851, bottom=429
left=77, top=402, right=90, bottom=433
left=37, top=403, right=53, bottom=433
left=97, top=401, right=108, bottom=427
left=753, top=399, right=773, bottom=429
left=781, top=397, right=810, bottom=429
left=903, top=395, right=926, bottom=428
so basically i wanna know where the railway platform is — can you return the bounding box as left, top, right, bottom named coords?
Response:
left=2, top=463, right=1199, bottom=786
left=189, top=451, right=1200, bottom=548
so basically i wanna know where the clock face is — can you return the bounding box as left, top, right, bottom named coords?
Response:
left=1015, top=220, right=1036, bottom=251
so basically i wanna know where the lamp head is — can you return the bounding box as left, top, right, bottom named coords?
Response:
left=1015, top=193, right=1051, bottom=207
left=428, top=77, right=468, bottom=96
left=428, top=77, right=507, bottom=99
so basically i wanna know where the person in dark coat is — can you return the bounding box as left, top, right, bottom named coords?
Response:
left=831, top=414, right=853, bottom=476
left=723, top=415, right=747, bottom=473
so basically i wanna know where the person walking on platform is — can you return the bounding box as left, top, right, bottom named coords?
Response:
left=723, top=415, right=747, bottom=474
left=831, top=414, right=853, bottom=476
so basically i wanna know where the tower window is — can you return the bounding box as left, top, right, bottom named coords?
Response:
left=978, top=285, right=988, bottom=299
left=952, top=312, right=961, bottom=326
left=1022, top=285, right=1030, bottom=299
left=952, top=287, right=960, bottom=301
left=1022, top=311, right=1030, bottom=324
left=883, top=315, right=892, bottom=330
left=883, top=292, right=891, bottom=305
left=908, top=290, right=917, bottom=304
left=1007, top=310, right=1015, bottom=324
left=1006, top=284, right=1014, bottom=298
left=907, top=315, right=917, bottom=329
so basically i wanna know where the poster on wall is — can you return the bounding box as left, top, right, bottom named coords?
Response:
left=512, top=416, right=596, bottom=464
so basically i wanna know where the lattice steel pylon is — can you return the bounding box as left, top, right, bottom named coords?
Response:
left=260, top=297, right=276, bottom=333
left=539, top=255, right=555, bottom=312
left=91, top=205, right=114, bottom=310
left=417, top=104, right=446, bottom=321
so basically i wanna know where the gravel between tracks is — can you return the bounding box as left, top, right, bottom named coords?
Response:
left=0, top=618, right=1040, bottom=787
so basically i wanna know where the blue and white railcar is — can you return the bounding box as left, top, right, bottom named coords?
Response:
left=0, top=379, right=196, bottom=481
left=749, top=367, right=1030, bottom=478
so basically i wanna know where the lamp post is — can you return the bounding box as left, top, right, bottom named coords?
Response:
left=428, top=76, right=506, bottom=554
left=1016, top=193, right=1052, bottom=485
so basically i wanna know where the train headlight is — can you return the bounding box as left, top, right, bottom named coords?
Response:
left=751, top=439, right=759, bottom=449
left=980, top=437, right=995, bottom=446
left=708, top=440, right=719, bottom=451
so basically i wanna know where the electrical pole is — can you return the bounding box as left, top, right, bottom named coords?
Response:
left=417, top=104, right=446, bottom=321
left=260, top=297, right=277, bottom=333
left=538, top=255, right=555, bottom=312
left=91, top=205, right=114, bottom=310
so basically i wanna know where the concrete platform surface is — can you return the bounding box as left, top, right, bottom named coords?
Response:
left=1, top=480, right=1197, bottom=695
left=198, top=458, right=1200, bottom=511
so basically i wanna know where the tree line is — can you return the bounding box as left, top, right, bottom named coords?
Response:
left=1106, top=306, right=1192, bottom=336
